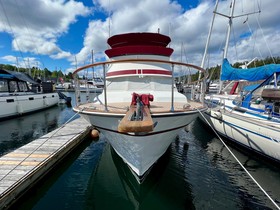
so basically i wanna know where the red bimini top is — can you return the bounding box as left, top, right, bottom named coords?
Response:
left=105, top=32, right=174, bottom=58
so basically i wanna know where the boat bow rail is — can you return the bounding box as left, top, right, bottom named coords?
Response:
left=72, top=58, right=206, bottom=109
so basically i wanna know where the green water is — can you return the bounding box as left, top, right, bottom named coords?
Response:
left=2, top=92, right=280, bottom=210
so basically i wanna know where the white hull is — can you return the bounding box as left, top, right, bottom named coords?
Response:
left=0, top=92, right=59, bottom=120
left=201, top=108, right=280, bottom=162
left=80, top=111, right=199, bottom=177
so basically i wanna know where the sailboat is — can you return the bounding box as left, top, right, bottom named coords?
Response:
left=200, top=0, right=280, bottom=163
left=73, top=32, right=207, bottom=182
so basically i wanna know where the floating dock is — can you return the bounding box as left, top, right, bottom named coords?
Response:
left=0, top=117, right=91, bottom=209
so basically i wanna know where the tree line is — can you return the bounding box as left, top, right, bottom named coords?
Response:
left=0, top=64, right=73, bottom=83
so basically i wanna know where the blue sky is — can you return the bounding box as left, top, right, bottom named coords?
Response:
left=0, top=0, right=279, bottom=77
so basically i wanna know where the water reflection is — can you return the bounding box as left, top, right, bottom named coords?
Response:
left=191, top=118, right=280, bottom=209
left=85, top=133, right=195, bottom=210
left=0, top=105, right=67, bottom=156
left=0, top=91, right=91, bottom=156
left=3, top=93, right=280, bottom=209
left=9, top=137, right=104, bottom=210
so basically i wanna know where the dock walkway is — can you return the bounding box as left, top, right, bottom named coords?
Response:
left=0, top=117, right=91, bottom=209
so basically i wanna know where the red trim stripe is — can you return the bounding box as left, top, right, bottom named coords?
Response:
left=106, top=69, right=172, bottom=77
left=105, top=46, right=173, bottom=58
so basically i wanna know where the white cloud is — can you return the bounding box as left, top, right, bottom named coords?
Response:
left=76, top=0, right=216, bottom=71
left=1, top=55, right=41, bottom=69
left=64, top=66, right=76, bottom=75
left=73, top=19, right=109, bottom=66
left=92, top=0, right=280, bottom=69
left=1, top=55, right=16, bottom=62
left=75, top=0, right=185, bottom=66
left=51, top=51, right=72, bottom=59
left=0, top=0, right=91, bottom=58
left=11, top=34, right=60, bottom=55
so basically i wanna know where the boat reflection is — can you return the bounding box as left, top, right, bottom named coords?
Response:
left=111, top=144, right=170, bottom=204
left=0, top=104, right=70, bottom=156
left=86, top=135, right=195, bottom=210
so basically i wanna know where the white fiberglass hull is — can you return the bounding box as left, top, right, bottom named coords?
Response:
left=0, top=93, right=59, bottom=120
left=80, top=111, right=199, bottom=177
left=201, top=108, right=280, bottom=162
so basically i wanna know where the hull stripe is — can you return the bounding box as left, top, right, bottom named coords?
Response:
left=106, top=69, right=172, bottom=77
left=205, top=112, right=279, bottom=143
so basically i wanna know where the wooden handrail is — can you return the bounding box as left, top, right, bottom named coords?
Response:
left=72, top=58, right=206, bottom=75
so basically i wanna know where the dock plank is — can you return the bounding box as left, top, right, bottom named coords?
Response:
left=0, top=117, right=91, bottom=209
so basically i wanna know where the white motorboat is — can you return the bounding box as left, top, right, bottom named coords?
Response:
left=208, top=81, right=220, bottom=93
left=87, top=77, right=104, bottom=88
left=73, top=32, right=207, bottom=181
left=55, top=82, right=73, bottom=91
left=78, top=79, right=103, bottom=93
left=0, top=69, right=59, bottom=120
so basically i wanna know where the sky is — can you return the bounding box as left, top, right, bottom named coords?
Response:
left=0, top=0, right=279, bottom=78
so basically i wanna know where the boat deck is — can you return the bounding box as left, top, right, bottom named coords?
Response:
left=0, top=118, right=91, bottom=209
left=77, top=101, right=205, bottom=114
left=217, top=107, right=280, bottom=129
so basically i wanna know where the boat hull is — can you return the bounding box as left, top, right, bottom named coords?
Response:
left=201, top=108, right=280, bottom=163
left=0, top=93, right=59, bottom=120
left=79, top=110, right=199, bottom=178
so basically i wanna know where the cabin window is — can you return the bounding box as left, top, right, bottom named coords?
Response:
left=9, top=81, right=18, bottom=92
left=18, top=81, right=28, bottom=92
left=0, top=79, right=8, bottom=92
left=94, top=78, right=103, bottom=82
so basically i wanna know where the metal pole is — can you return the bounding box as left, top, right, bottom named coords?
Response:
left=171, top=64, right=174, bottom=112
left=219, top=0, right=235, bottom=93
left=74, top=75, right=81, bottom=106
left=199, top=0, right=219, bottom=104
left=102, top=64, right=108, bottom=111
left=200, top=0, right=219, bottom=75
left=74, top=55, right=80, bottom=106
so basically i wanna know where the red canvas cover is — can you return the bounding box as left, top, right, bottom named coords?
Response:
left=131, top=92, right=154, bottom=107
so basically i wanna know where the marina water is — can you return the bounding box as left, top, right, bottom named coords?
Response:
left=1, top=92, right=279, bottom=210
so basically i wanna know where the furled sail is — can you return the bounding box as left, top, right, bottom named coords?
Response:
left=221, top=58, right=280, bottom=81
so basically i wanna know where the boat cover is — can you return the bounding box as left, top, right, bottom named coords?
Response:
left=131, top=92, right=154, bottom=107
left=0, top=69, right=38, bottom=84
left=221, top=58, right=280, bottom=81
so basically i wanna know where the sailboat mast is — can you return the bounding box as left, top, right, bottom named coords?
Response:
left=199, top=0, right=219, bottom=102
left=91, top=49, right=95, bottom=78
left=16, top=57, right=19, bottom=72
left=200, top=0, right=219, bottom=70
left=218, top=0, right=236, bottom=93
left=223, top=0, right=236, bottom=60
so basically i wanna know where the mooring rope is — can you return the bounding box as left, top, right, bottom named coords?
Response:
left=197, top=108, right=280, bottom=210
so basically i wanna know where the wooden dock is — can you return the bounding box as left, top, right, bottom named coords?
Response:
left=0, top=117, right=92, bottom=209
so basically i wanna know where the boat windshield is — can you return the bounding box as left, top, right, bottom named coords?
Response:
left=9, top=81, right=18, bottom=92
left=0, top=79, right=29, bottom=92
left=18, top=81, right=29, bottom=91
left=0, top=79, right=8, bottom=92
left=94, top=78, right=103, bottom=82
